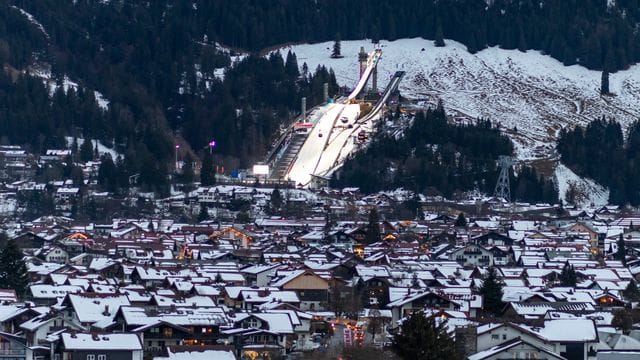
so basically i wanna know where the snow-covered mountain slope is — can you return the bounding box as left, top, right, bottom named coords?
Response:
left=282, top=38, right=640, bottom=162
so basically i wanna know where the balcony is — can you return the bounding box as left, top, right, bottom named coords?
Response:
left=0, top=349, right=25, bottom=355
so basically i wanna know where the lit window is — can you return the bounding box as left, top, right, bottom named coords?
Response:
left=87, top=356, right=95, bottom=360
left=98, top=355, right=106, bottom=360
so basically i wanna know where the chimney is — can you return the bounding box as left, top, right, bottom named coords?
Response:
left=102, top=305, right=110, bottom=316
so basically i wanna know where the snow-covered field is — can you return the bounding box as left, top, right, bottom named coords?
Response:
left=280, top=37, right=640, bottom=203
left=282, top=38, right=640, bottom=162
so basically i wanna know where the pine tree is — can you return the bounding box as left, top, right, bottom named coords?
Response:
left=270, top=187, right=283, bottom=211
left=434, top=22, right=445, bottom=47
left=601, top=71, right=610, bottom=95
left=197, top=205, right=208, bottom=222
left=617, top=234, right=627, bottom=265
left=479, top=267, right=504, bottom=317
left=200, top=152, right=216, bottom=186
left=454, top=212, right=467, bottom=227
left=366, top=208, right=381, bottom=244
left=79, top=139, right=94, bottom=162
left=0, top=240, right=29, bottom=298
left=560, top=262, right=577, bottom=287
left=392, top=311, right=459, bottom=360
left=331, top=33, right=342, bottom=58
left=623, top=280, right=640, bottom=302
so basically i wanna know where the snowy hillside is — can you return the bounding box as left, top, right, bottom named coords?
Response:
left=554, top=164, right=609, bottom=207
left=282, top=38, right=640, bottom=162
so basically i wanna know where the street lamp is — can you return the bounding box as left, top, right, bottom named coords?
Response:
left=175, top=144, right=180, bottom=170
left=208, top=140, right=216, bottom=154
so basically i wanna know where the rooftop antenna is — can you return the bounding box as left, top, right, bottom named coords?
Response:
left=494, top=156, right=514, bottom=202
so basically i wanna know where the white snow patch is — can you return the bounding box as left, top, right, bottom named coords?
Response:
left=282, top=38, right=640, bottom=162
left=65, top=137, right=121, bottom=160
left=28, top=68, right=110, bottom=110
left=555, top=163, right=609, bottom=208
left=10, top=6, right=49, bottom=39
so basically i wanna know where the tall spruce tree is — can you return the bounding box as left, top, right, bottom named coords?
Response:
left=601, top=71, right=610, bottom=95
left=479, top=267, right=504, bottom=317
left=560, top=262, right=577, bottom=287
left=623, top=280, right=640, bottom=302
left=331, top=33, right=342, bottom=58
left=617, top=234, right=627, bottom=265
left=270, top=187, right=283, bottom=212
left=79, top=139, right=94, bottom=162
left=366, top=208, right=381, bottom=244
left=200, top=152, right=216, bottom=186
left=0, top=240, right=29, bottom=298
left=434, top=22, right=445, bottom=47
left=392, top=311, right=459, bottom=360
left=454, top=213, right=467, bottom=227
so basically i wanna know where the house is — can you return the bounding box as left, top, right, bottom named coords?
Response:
left=209, top=227, right=256, bottom=249
left=387, top=290, right=461, bottom=329
left=132, top=321, right=194, bottom=356
left=241, top=264, right=279, bottom=287
left=468, top=337, right=567, bottom=360
left=270, top=270, right=330, bottom=311
left=475, top=320, right=598, bottom=360
left=42, top=246, right=69, bottom=264
left=58, top=332, right=143, bottom=360
left=449, top=244, right=494, bottom=267
left=154, top=348, right=237, bottom=360
left=0, top=332, right=27, bottom=360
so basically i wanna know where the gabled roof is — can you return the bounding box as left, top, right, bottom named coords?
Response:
left=468, top=337, right=566, bottom=360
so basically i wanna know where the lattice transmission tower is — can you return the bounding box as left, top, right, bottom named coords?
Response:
left=494, top=156, right=514, bottom=202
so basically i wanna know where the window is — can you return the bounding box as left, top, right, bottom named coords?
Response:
left=87, top=355, right=95, bottom=360
left=491, top=334, right=499, bottom=340
left=150, top=327, right=160, bottom=333
left=502, top=334, right=507, bottom=340
left=98, top=355, right=106, bottom=360
left=163, top=328, right=173, bottom=337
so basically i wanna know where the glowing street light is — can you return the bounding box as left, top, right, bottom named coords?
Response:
left=208, top=140, right=216, bottom=154
left=175, top=144, right=180, bottom=170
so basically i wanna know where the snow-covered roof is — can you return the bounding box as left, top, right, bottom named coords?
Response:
left=61, top=332, right=142, bottom=350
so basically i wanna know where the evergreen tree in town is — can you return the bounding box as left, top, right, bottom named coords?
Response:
left=331, top=33, right=342, bottom=58
left=200, top=152, right=216, bottom=186
left=479, top=267, right=504, bottom=317
left=392, top=311, right=459, bottom=360
left=560, top=262, right=577, bottom=287
left=623, top=280, right=640, bottom=302
left=617, top=233, right=627, bottom=265
left=270, top=187, right=283, bottom=212
left=366, top=208, right=381, bottom=244
left=79, top=139, right=94, bottom=162
left=454, top=212, right=467, bottom=227
left=0, top=240, right=29, bottom=298
left=601, top=71, right=610, bottom=95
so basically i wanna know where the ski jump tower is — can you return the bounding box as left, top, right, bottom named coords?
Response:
left=358, top=46, right=377, bottom=93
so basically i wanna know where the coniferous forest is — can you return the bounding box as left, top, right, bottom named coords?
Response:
left=0, top=0, right=639, bottom=201
left=558, top=119, right=640, bottom=206
left=331, top=105, right=558, bottom=203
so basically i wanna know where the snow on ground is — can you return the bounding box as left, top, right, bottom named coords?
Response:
left=212, top=43, right=248, bottom=81
left=555, top=163, right=609, bottom=207
left=282, top=38, right=640, bottom=162
left=28, top=68, right=110, bottom=110
left=288, top=104, right=345, bottom=186
left=65, top=137, right=121, bottom=160
left=10, top=6, right=49, bottom=39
